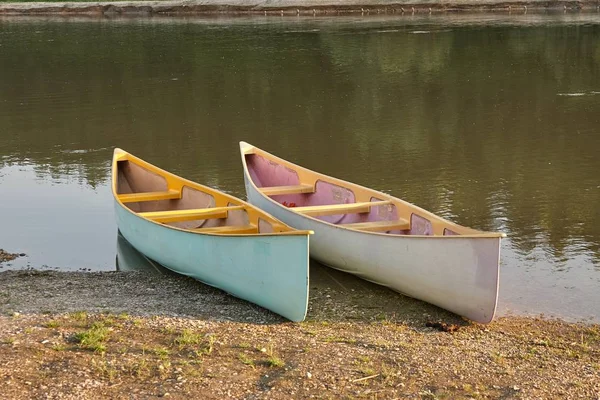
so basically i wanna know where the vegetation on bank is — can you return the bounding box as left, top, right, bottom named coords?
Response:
left=1, top=270, right=599, bottom=399
left=1, top=311, right=599, bottom=399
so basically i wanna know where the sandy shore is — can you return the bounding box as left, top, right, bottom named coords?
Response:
left=1, top=269, right=599, bottom=399
left=0, top=0, right=598, bottom=15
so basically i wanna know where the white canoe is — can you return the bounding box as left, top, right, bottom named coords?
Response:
left=112, top=148, right=312, bottom=322
left=239, top=142, right=505, bottom=323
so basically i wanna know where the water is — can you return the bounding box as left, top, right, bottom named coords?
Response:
left=1, top=13, right=599, bottom=322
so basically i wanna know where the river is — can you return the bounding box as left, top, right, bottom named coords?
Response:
left=1, top=13, right=599, bottom=321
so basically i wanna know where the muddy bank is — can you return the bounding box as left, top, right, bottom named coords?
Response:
left=0, top=269, right=599, bottom=399
left=0, top=0, right=598, bottom=15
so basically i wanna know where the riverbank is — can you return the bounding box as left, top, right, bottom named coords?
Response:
left=1, top=269, right=598, bottom=399
left=0, top=0, right=599, bottom=16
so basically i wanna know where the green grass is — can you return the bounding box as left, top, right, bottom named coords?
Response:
left=202, top=334, right=216, bottom=355
left=69, top=311, right=88, bottom=321
left=238, top=353, right=255, bottom=368
left=324, top=336, right=356, bottom=344
left=52, top=343, right=66, bottom=351
left=264, top=344, right=285, bottom=368
left=73, top=322, right=109, bottom=352
left=2, top=337, right=15, bottom=345
left=45, top=320, right=60, bottom=328
left=174, top=329, right=203, bottom=347
left=266, top=355, right=285, bottom=367
left=359, top=366, right=375, bottom=376
left=153, top=346, right=170, bottom=359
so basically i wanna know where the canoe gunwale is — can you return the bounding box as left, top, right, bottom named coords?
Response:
left=239, top=142, right=505, bottom=239
left=112, top=148, right=312, bottom=238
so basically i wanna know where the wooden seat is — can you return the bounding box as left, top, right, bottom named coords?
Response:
left=260, top=184, right=315, bottom=196
left=139, top=206, right=245, bottom=224
left=339, top=219, right=410, bottom=232
left=293, top=201, right=393, bottom=217
left=192, top=224, right=258, bottom=234
left=118, top=189, right=181, bottom=203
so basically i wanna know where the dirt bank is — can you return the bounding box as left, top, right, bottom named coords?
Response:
left=0, top=0, right=598, bottom=16
left=1, top=269, right=599, bottom=399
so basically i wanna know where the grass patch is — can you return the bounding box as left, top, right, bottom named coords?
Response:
left=202, top=334, right=216, bottom=355
left=69, top=311, right=88, bottom=321
left=174, top=329, right=203, bottom=347
left=324, top=336, right=356, bottom=344
left=359, top=366, right=376, bottom=376
left=92, top=357, right=119, bottom=381
left=264, top=344, right=285, bottom=368
left=73, top=322, right=109, bottom=352
left=2, top=337, right=16, bottom=345
left=52, top=343, right=66, bottom=351
left=153, top=346, right=170, bottom=359
left=238, top=353, right=255, bottom=368
left=157, top=359, right=172, bottom=378
left=266, top=355, right=285, bottom=368
left=357, top=355, right=370, bottom=363
left=45, top=320, right=60, bottom=328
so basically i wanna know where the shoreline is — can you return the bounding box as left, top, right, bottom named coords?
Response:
left=1, top=0, right=599, bottom=16
left=1, top=269, right=599, bottom=398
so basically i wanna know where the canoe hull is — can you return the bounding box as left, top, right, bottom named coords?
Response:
left=114, top=200, right=310, bottom=322
left=243, top=176, right=500, bottom=324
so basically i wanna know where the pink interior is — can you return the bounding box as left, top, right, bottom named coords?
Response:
left=246, top=154, right=450, bottom=236
left=118, top=160, right=251, bottom=230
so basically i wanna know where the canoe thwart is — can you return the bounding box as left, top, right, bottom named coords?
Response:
left=192, top=224, right=258, bottom=234
left=293, top=200, right=393, bottom=217
left=339, top=218, right=410, bottom=232
left=118, top=189, right=181, bottom=203
left=139, top=206, right=245, bottom=223
left=260, top=184, right=315, bottom=196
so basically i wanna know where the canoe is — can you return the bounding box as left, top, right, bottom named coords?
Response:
left=115, top=231, right=174, bottom=276
left=111, top=148, right=312, bottom=322
left=239, top=142, right=505, bottom=324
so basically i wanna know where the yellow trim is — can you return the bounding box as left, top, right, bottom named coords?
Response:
left=111, top=148, right=312, bottom=237
left=192, top=225, right=258, bottom=234
left=139, top=206, right=245, bottom=224
left=239, top=141, right=506, bottom=239
left=294, top=201, right=392, bottom=217
left=118, top=189, right=181, bottom=203
left=260, top=184, right=315, bottom=196
left=339, top=219, right=411, bottom=232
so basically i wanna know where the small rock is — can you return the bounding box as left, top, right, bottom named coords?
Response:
left=307, top=372, right=312, bottom=379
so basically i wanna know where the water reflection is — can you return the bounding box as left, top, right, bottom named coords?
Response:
left=115, top=231, right=174, bottom=276
left=1, top=14, right=599, bottom=320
